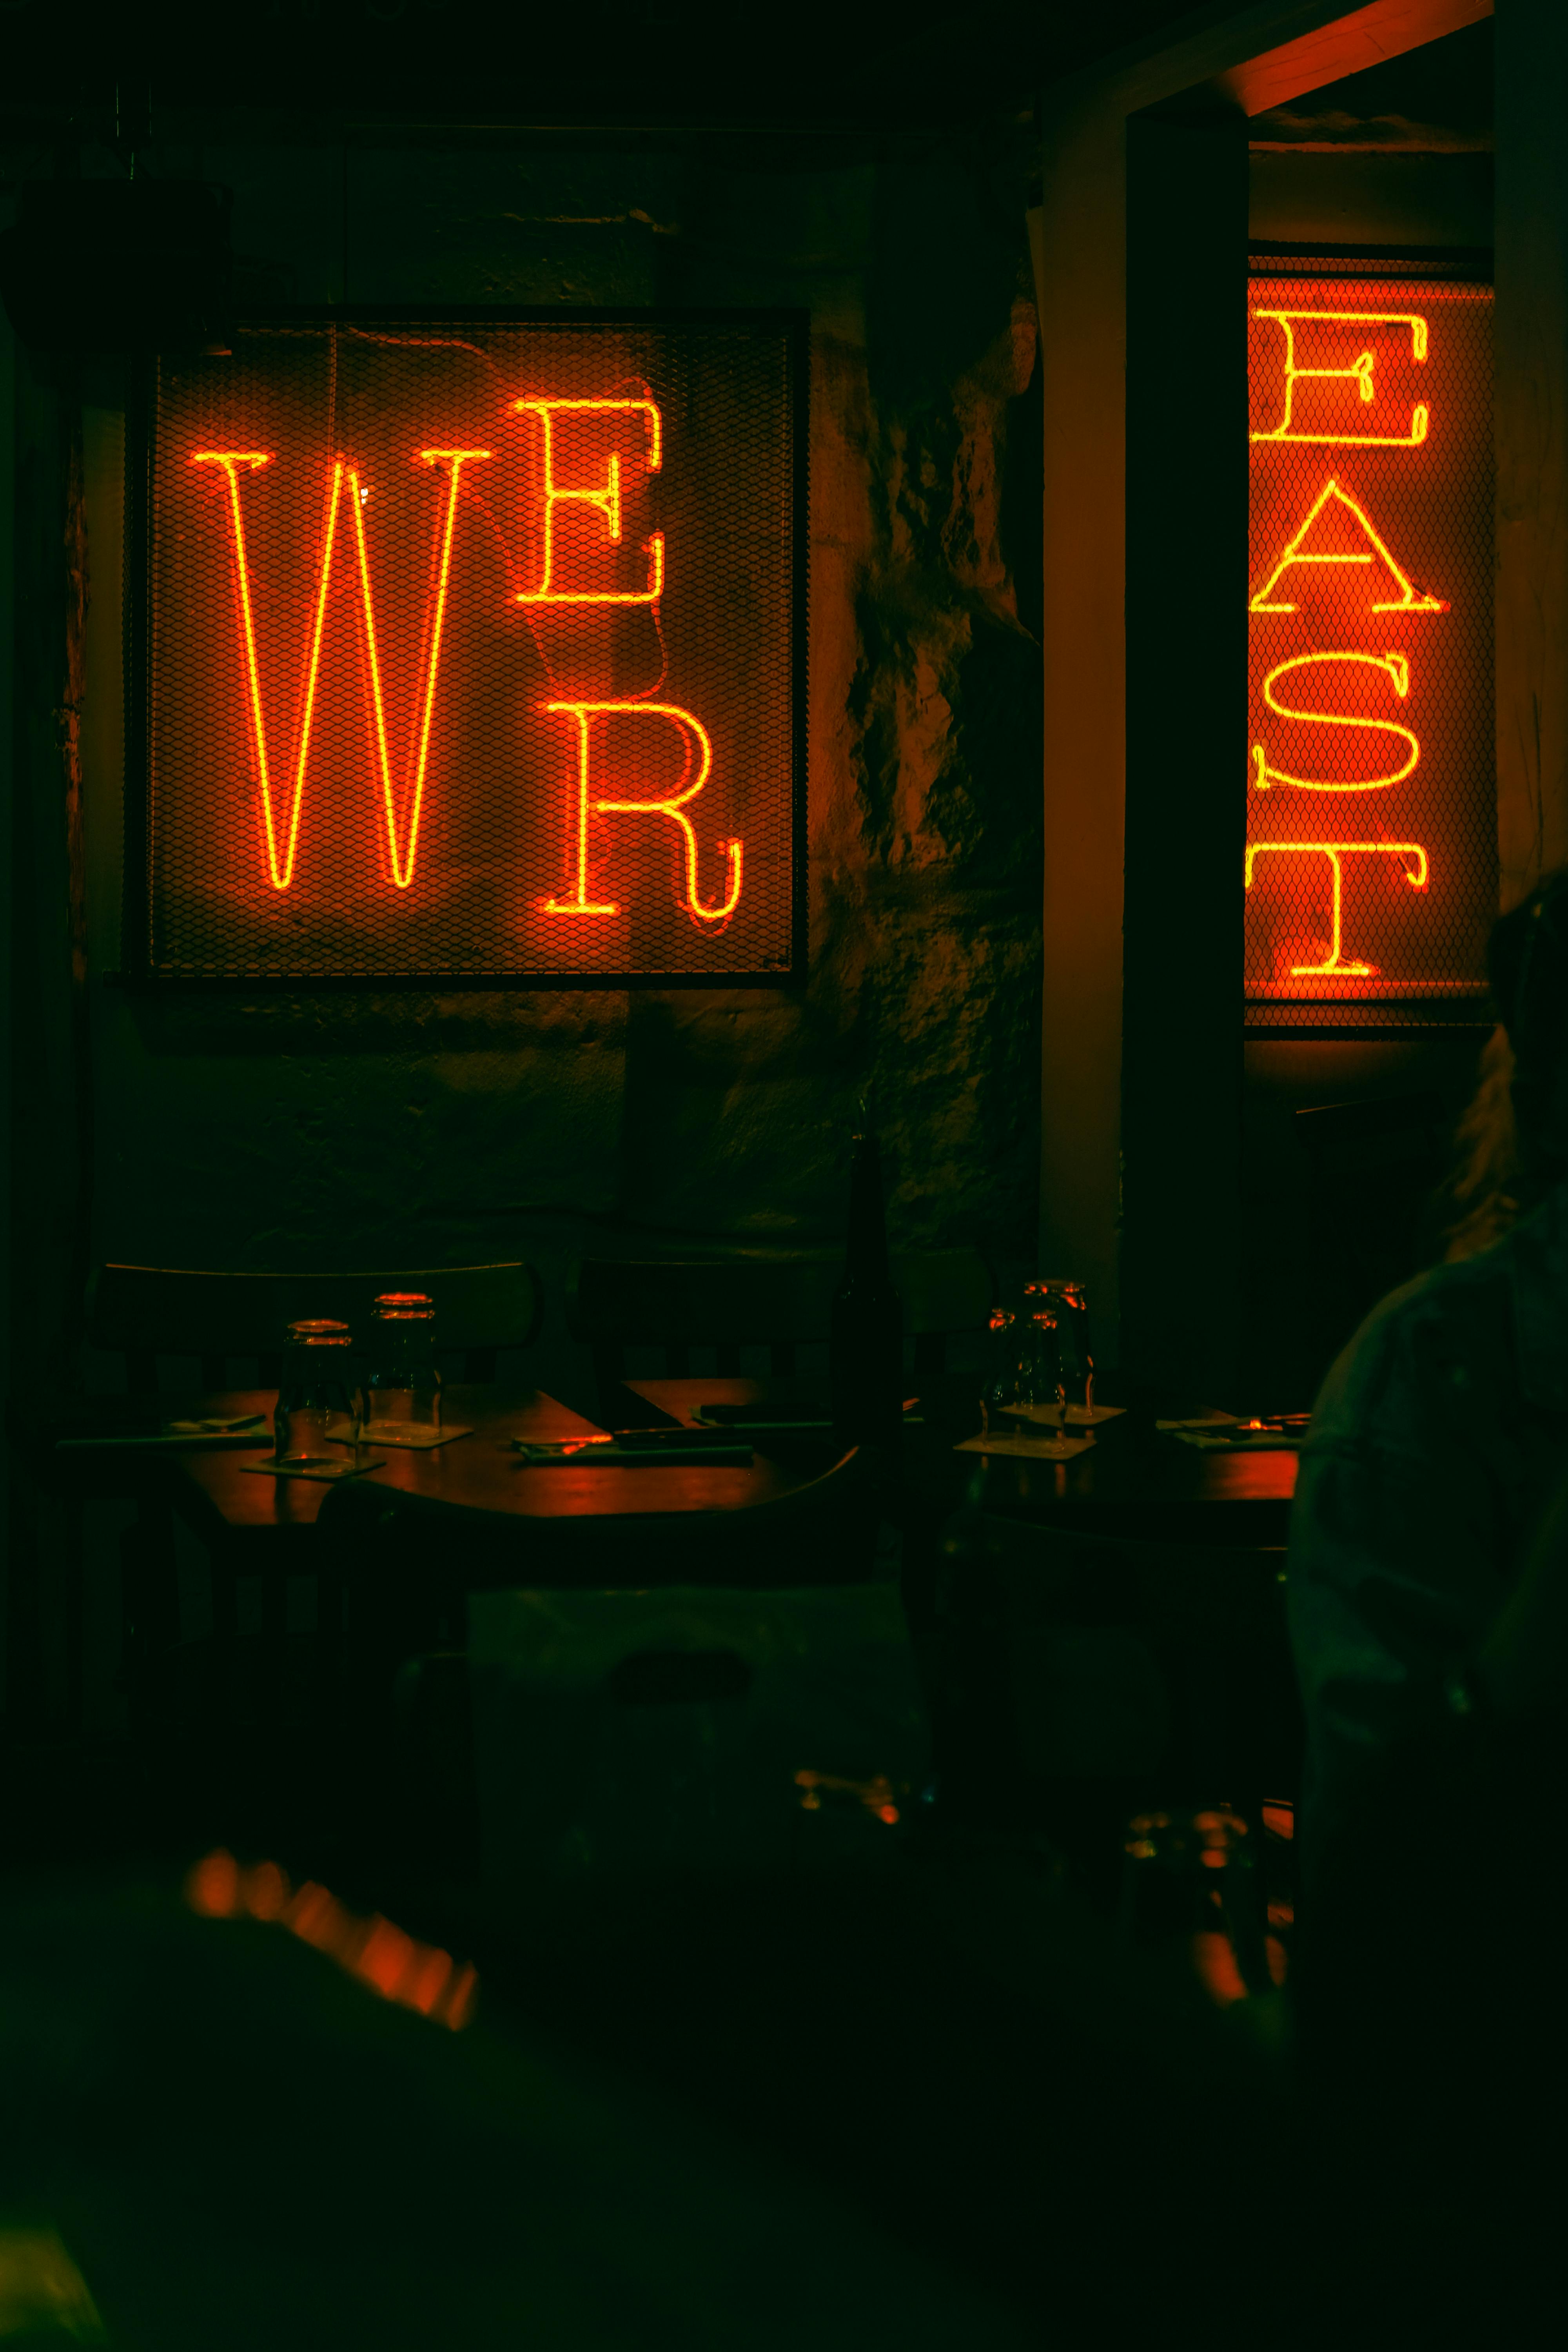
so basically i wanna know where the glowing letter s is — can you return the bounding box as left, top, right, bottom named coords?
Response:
left=1252, top=650, right=1420, bottom=795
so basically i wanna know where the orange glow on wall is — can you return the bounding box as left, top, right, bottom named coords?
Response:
left=138, top=317, right=804, bottom=982
left=1247, top=273, right=1494, bottom=1023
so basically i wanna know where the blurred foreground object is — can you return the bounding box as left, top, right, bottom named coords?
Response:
left=185, top=1849, right=477, bottom=2029
left=0, top=1871, right=1020, bottom=2350
left=0, top=2229, right=105, bottom=2343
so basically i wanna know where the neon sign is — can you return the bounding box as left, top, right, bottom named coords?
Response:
left=1249, top=310, right=1430, bottom=445
left=134, top=316, right=804, bottom=983
left=1245, top=274, right=1495, bottom=1028
left=513, top=397, right=664, bottom=604
left=192, top=446, right=491, bottom=891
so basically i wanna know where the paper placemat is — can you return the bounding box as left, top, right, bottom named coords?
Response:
left=326, top=1418, right=473, bottom=1451
left=241, top=1455, right=387, bottom=1485
left=1000, top=1403, right=1125, bottom=1429
left=954, top=1432, right=1096, bottom=1461
left=512, top=1439, right=753, bottom=1466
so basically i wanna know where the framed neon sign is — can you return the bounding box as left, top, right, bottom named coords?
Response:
left=1245, top=262, right=1494, bottom=1030
left=127, top=312, right=806, bottom=984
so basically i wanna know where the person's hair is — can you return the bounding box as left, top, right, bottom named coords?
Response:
left=1445, top=870, right=1568, bottom=1259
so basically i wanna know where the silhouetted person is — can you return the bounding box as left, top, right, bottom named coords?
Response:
left=1289, top=875, right=1568, bottom=2336
left=1290, top=871, right=1568, bottom=1862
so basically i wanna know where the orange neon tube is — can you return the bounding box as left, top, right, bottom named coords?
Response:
left=1251, top=310, right=1429, bottom=446
left=542, top=700, right=742, bottom=924
left=1249, top=477, right=1445, bottom=614
left=1244, top=840, right=1428, bottom=976
left=192, top=446, right=489, bottom=889
left=1252, top=651, right=1421, bottom=794
left=514, top=397, right=664, bottom=604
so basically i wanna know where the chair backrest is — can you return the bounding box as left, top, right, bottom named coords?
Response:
left=467, top=1571, right=928, bottom=1883
left=319, top=1441, right=880, bottom=1598
left=87, top=1260, right=544, bottom=1393
left=931, top=1510, right=1300, bottom=1812
left=568, top=1247, right=993, bottom=1388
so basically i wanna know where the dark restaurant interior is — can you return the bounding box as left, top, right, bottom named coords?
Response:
left=3, top=0, right=1566, bottom=2341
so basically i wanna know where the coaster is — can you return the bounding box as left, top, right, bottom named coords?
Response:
left=241, top=1455, right=387, bottom=1484
left=326, top=1417, right=473, bottom=1451
left=953, top=1432, right=1095, bottom=1461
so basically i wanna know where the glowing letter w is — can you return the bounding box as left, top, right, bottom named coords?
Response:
left=192, top=446, right=490, bottom=889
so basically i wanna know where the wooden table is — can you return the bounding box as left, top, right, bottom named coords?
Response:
left=168, top=1385, right=806, bottom=1554
left=617, top=1375, right=1299, bottom=1546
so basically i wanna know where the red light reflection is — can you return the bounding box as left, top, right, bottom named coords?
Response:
left=185, top=1850, right=476, bottom=2030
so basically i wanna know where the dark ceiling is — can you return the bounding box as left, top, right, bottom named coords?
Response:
left=0, top=0, right=1213, bottom=136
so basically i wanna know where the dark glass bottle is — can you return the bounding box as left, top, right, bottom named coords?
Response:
left=829, top=1127, right=904, bottom=1446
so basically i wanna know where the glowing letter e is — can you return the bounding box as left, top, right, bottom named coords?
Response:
left=543, top=701, right=742, bottom=926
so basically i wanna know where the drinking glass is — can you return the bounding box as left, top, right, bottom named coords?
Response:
left=1022, top=1278, right=1094, bottom=1419
left=977, top=1283, right=1094, bottom=1456
left=274, top=1319, right=362, bottom=1465
left=363, top=1292, right=442, bottom=1440
left=978, top=1305, right=1020, bottom=1438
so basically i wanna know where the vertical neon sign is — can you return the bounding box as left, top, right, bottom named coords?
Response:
left=1245, top=272, right=1494, bottom=1027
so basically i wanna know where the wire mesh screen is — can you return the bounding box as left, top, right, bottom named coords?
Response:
left=137, top=316, right=803, bottom=982
left=1245, top=267, right=1494, bottom=1031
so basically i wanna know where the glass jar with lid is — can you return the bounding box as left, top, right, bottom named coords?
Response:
left=274, top=1319, right=361, bottom=1465
left=363, top=1292, right=442, bottom=1440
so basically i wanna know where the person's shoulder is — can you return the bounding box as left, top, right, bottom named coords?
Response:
left=1309, top=1215, right=1541, bottom=1446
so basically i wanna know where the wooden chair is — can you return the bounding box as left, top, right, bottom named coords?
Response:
left=87, top=1259, right=544, bottom=1393
left=316, top=1443, right=889, bottom=1878
left=918, top=1507, right=1301, bottom=1902
left=82, top=1259, right=544, bottom=1693
left=568, top=1247, right=993, bottom=1406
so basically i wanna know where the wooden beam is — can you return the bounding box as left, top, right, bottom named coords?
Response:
left=1220, top=0, right=1494, bottom=117
left=1045, top=0, right=1492, bottom=123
